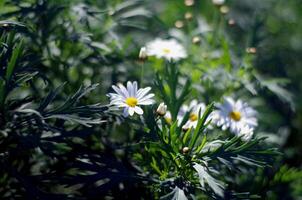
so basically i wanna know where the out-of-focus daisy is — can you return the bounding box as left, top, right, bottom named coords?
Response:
left=213, top=97, right=257, bottom=136
left=145, top=38, right=187, bottom=61
left=108, top=81, right=154, bottom=117
left=180, top=100, right=210, bottom=130
left=212, top=0, right=225, bottom=6
left=177, top=100, right=198, bottom=123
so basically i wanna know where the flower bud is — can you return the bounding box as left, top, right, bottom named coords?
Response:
left=184, top=0, right=194, bottom=6
left=156, top=102, right=167, bottom=116
left=139, top=46, right=148, bottom=61
left=220, top=6, right=229, bottom=14
left=182, top=147, right=190, bottom=154
left=246, top=47, right=257, bottom=54
left=175, top=20, right=184, bottom=28
left=192, top=36, right=201, bottom=44
left=108, top=9, right=115, bottom=16
left=228, top=19, right=236, bottom=26
left=184, top=12, right=193, bottom=20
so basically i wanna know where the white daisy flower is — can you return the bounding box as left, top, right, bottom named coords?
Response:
left=213, top=97, right=257, bottom=136
left=108, top=81, right=154, bottom=117
left=145, top=38, right=187, bottom=61
left=180, top=100, right=211, bottom=130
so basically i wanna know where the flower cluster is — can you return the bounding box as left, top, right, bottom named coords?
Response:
left=108, top=85, right=258, bottom=140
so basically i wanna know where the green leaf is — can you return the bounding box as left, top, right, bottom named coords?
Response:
left=255, top=73, right=295, bottom=110
left=189, top=103, right=214, bottom=149
left=6, top=40, right=23, bottom=81
left=193, top=163, right=224, bottom=197
left=170, top=120, right=180, bottom=151
left=160, top=186, right=188, bottom=200
left=0, top=78, right=5, bottom=106
left=0, top=20, right=26, bottom=28
left=195, top=134, right=207, bottom=153
left=44, top=114, right=104, bottom=127
left=182, top=128, right=192, bottom=146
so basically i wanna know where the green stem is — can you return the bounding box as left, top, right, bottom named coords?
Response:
left=141, top=62, right=144, bottom=86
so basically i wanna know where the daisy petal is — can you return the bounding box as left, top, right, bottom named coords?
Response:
left=138, top=93, right=155, bottom=102
left=118, top=83, right=130, bottom=98
left=129, top=107, right=135, bottom=116
left=123, top=107, right=129, bottom=117
left=127, top=81, right=134, bottom=97
left=139, top=99, right=154, bottom=105
left=112, top=85, right=127, bottom=98
left=136, top=87, right=151, bottom=99
left=134, top=106, right=144, bottom=115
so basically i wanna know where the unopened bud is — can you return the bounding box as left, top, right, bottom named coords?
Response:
left=220, top=6, right=229, bottom=14
left=175, top=20, right=184, bottom=28
left=108, top=9, right=115, bottom=16
left=156, top=102, right=167, bottom=116
left=246, top=47, right=257, bottom=54
left=184, top=0, right=194, bottom=6
left=228, top=19, right=236, bottom=26
left=182, top=147, right=190, bottom=154
left=184, top=12, right=193, bottom=20
left=192, top=36, right=201, bottom=44
left=139, top=46, right=148, bottom=61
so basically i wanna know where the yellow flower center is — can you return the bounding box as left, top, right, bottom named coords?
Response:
left=162, top=48, right=171, bottom=54
left=125, top=97, right=138, bottom=107
left=229, top=111, right=241, bottom=121
left=189, top=113, right=198, bottom=121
